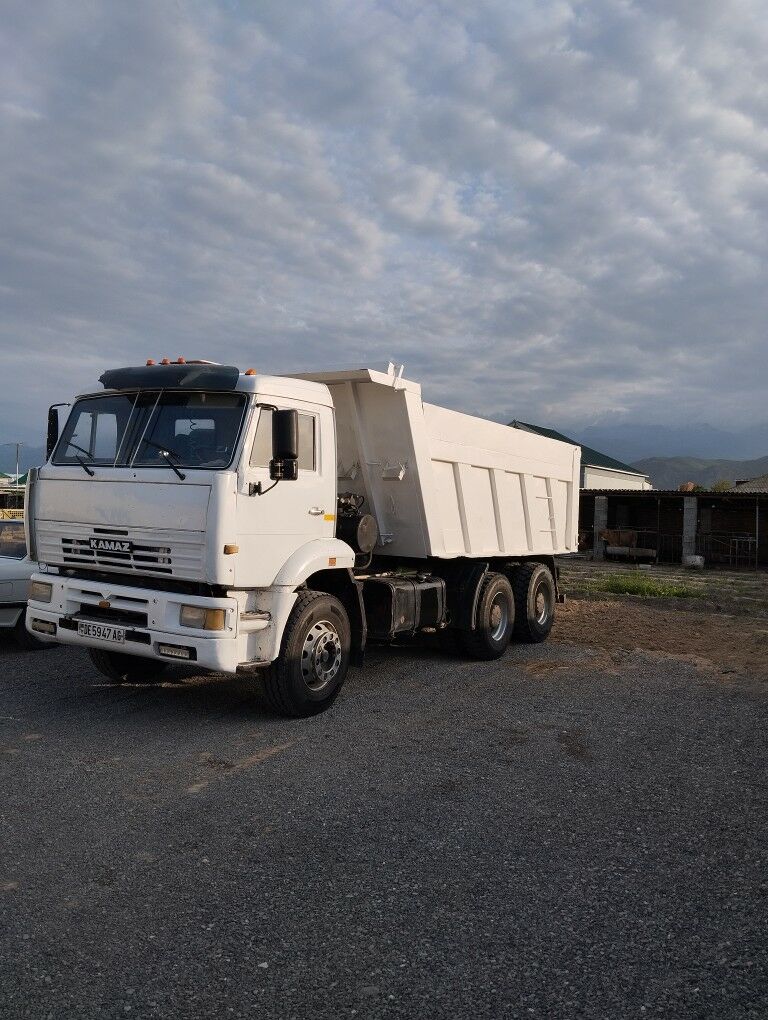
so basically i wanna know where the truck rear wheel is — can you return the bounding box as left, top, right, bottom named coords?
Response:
left=263, top=591, right=351, bottom=718
left=459, top=572, right=515, bottom=660
left=88, top=648, right=168, bottom=684
left=512, top=563, right=555, bottom=643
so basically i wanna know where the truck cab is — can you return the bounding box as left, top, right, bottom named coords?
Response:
left=26, top=363, right=357, bottom=700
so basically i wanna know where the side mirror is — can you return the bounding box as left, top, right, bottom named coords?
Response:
left=270, top=408, right=299, bottom=481
left=46, top=406, right=60, bottom=459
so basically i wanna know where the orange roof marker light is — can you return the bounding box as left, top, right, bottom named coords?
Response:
left=161, top=358, right=171, bottom=365
left=146, top=359, right=156, bottom=366
left=177, top=357, right=186, bottom=364
left=244, top=368, right=257, bottom=376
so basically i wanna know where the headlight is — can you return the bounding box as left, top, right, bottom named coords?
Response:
left=28, top=580, right=53, bottom=604
left=179, top=605, right=226, bottom=631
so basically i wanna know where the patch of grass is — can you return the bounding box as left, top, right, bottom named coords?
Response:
left=589, top=574, right=701, bottom=599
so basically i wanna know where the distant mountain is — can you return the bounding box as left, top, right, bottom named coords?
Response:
left=632, top=454, right=768, bottom=491
left=0, top=445, right=45, bottom=474
left=572, top=421, right=768, bottom=463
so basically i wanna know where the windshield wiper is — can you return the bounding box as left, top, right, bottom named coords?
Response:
left=66, top=441, right=95, bottom=477
left=139, top=438, right=186, bottom=480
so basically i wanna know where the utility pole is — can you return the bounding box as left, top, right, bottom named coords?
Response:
left=0, top=442, right=23, bottom=488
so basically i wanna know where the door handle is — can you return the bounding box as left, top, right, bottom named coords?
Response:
left=308, top=507, right=325, bottom=516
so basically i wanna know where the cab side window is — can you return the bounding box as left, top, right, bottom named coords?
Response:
left=297, top=414, right=315, bottom=470
left=250, top=409, right=316, bottom=471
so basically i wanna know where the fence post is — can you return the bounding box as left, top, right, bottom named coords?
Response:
left=682, top=496, right=697, bottom=563
left=593, top=495, right=608, bottom=561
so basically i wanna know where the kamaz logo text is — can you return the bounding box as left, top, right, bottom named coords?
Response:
left=88, top=538, right=132, bottom=553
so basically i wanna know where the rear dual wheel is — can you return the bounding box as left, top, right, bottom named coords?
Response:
left=459, top=573, right=515, bottom=660
left=512, top=563, right=556, bottom=643
left=458, top=563, right=557, bottom=659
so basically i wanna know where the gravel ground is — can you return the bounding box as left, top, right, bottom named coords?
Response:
left=2, top=621, right=768, bottom=1020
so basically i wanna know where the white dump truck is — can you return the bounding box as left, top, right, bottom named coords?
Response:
left=26, top=361, right=580, bottom=716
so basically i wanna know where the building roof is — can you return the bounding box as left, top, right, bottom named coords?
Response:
left=508, top=420, right=647, bottom=477
left=734, top=473, right=768, bottom=493
left=583, top=488, right=768, bottom=500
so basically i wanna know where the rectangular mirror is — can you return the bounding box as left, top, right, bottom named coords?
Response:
left=46, top=405, right=60, bottom=459
left=270, top=408, right=299, bottom=480
left=272, top=409, right=298, bottom=460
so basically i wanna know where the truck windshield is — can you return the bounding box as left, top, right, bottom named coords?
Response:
left=53, top=391, right=247, bottom=470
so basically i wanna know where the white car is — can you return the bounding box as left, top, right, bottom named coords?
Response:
left=0, top=518, right=48, bottom=649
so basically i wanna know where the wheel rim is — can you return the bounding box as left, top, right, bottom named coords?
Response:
left=489, top=593, right=510, bottom=642
left=301, top=619, right=343, bottom=692
left=534, top=583, right=551, bottom=625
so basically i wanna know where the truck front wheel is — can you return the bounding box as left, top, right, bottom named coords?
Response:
left=88, top=648, right=168, bottom=684
left=263, top=591, right=351, bottom=718
left=459, top=572, right=515, bottom=660
left=512, top=562, right=556, bottom=643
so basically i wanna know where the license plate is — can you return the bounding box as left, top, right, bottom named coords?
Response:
left=77, top=621, right=125, bottom=644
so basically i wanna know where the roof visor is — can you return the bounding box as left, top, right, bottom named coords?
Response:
left=100, top=364, right=241, bottom=391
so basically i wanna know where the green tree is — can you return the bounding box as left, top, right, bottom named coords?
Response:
left=711, top=479, right=733, bottom=492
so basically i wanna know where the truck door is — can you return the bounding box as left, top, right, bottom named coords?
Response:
left=236, top=402, right=336, bottom=586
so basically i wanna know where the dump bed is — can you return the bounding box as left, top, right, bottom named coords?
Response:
left=293, top=368, right=580, bottom=560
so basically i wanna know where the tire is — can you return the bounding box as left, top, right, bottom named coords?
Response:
left=512, top=563, right=556, bottom=643
left=88, top=648, right=168, bottom=684
left=458, top=572, right=515, bottom=660
left=263, top=591, right=351, bottom=718
left=14, top=613, right=52, bottom=651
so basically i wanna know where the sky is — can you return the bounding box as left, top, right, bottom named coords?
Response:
left=2, top=0, right=768, bottom=448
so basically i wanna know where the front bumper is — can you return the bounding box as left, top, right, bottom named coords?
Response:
left=26, top=574, right=248, bottom=673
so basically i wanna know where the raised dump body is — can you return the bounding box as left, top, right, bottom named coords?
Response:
left=294, top=368, right=580, bottom=560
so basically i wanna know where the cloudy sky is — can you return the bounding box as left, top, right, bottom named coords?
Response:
left=2, top=0, right=768, bottom=448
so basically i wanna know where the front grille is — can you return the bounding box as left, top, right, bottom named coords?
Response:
left=61, top=537, right=173, bottom=574
left=37, top=523, right=205, bottom=581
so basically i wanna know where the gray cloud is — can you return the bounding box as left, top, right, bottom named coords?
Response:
left=1, top=0, right=767, bottom=448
